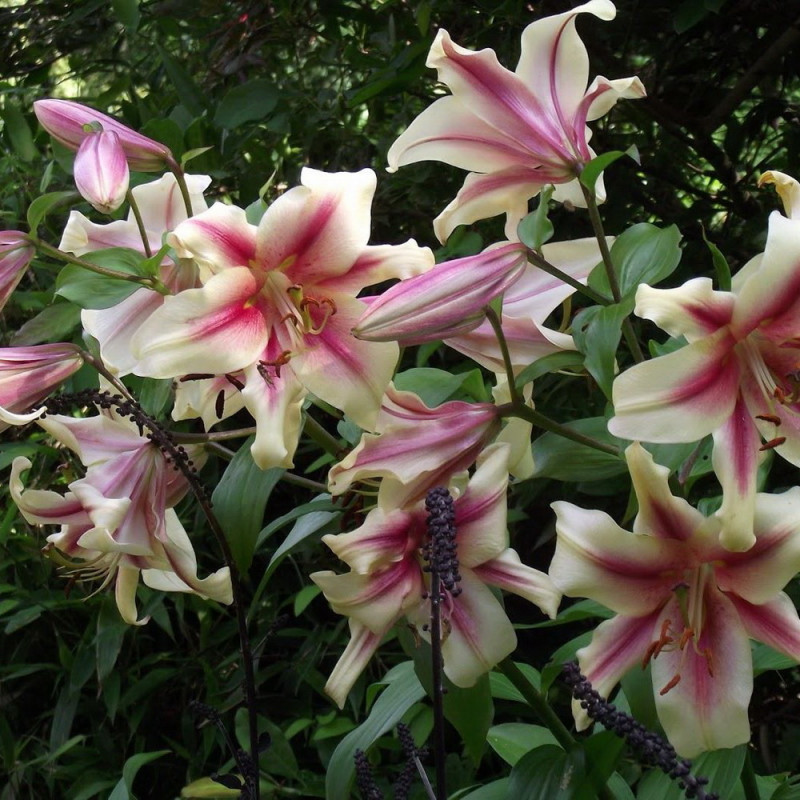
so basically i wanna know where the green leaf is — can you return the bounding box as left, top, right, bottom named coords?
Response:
left=508, top=744, right=587, bottom=799
left=111, top=0, right=140, bottom=32
left=701, top=225, right=731, bottom=291
left=262, top=506, right=338, bottom=581
left=572, top=303, right=630, bottom=400
left=588, top=223, right=682, bottom=303
left=456, top=779, right=510, bottom=799
left=489, top=662, right=541, bottom=702
left=10, top=302, right=81, bottom=346
left=211, top=437, right=283, bottom=573
left=444, top=674, right=493, bottom=765
left=532, top=417, right=625, bottom=481
left=55, top=270, right=141, bottom=310
left=1, top=104, right=38, bottom=162
left=752, top=641, right=799, bottom=674
left=156, top=43, right=206, bottom=116
left=579, top=150, right=624, bottom=192
left=108, top=749, right=170, bottom=800
left=95, top=600, right=127, bottom=683
left=517, top=186, right=554, bottom=250
left=487, top=724, right=559, bottom=766
left=139, top=118, right=184, bottom=159
left=235, top=710, right=298, bottom=779
left=393, top=367, right=487, bottom=405
left=137, top=377, right=173, bottom=418
left=27, top=190, right=77, bottom=234
left=326, top=662, right=425, bottom=800
left=214, top=80, right=279, bottom=128
left=514, top=350, right=584, bottom=390
left=293, top=584, right=321, bottom=616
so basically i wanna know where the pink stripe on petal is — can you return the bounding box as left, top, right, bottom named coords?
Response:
left=728, top=592, right=800, bottom=663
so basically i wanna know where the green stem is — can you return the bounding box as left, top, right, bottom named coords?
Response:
left=167, top=156, right=195, bottom=219
left=485, top=305, right=522, bottom=405
left=498, top=402, right=620, bottom=456
left=126, top=188, right=152, bottom=258
left=526, top=248, right=612, bottom=307
left=171, top=427, right=258, bottom=443
left=303, top=413, right=343, bottom=458
left=740, top=751, right=760, bottom=800
left=78, top=348, right=137, bottom=403
left=36, top=239, right=167, bottom=292
left=498, top=660, right=619, bottom=800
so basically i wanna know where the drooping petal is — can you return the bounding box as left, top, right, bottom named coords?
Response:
left=550, top=501, right=686, bottom=615
left=710, top=395, right=762, bottom=551
left=255, top=168, right=376, bottom=286
left=581, top=75, right=647, bottom=122
left=240, top=357, right=306, bottom=469
left=713, top=487, right=800, bottom=602
left=290, top=294, right=397, bottom=431
left=115, top=565, right=148, bottom=625
left=634, top=279, right=734, bottom=342
left=131, top=267, right=270, bottom=378
left=650, top=590, right=752, bottom=758
left=728, top=592, right=800, bottom=663
left=759, top=170, right=800, bottom=220
left=627, top=443, right=707, bottom=542
left=472, top=549, right=561, bottom=618
left=324, top=619, right=386, bottom=708
left=573, top=609, right=663, bottom=729
left=37, top=413, right=143, bottom=466
left=10, top=456, right=91, bottom=526
left=608, top=328, right=740, bottom=443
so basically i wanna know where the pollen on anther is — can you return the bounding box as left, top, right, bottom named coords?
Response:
left=659, top=674, right=681, bottom=695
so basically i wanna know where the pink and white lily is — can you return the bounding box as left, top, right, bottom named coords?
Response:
left=34, top=99, right=172, bottom=172
left=0, top=344, right=83, bottom=430
left=609, top=177, right=800, bottom=550
left=60, top=172, right=211, bottom=377
left=130, top=168, right=434, bottom=468
left=10, top=410, right=231, bottom=624
left=313, top=444, right=560, bottom=707
left=387, top=0, right=645, bottom=241
left=549, top=442, right=800, bottom=757
left=0, top=231, right=34, bottom=312
left=73, top=129, right=130, bottom=213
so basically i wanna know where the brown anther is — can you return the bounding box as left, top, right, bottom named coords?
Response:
left=224, top=373, right=245, bottom=391
left=641, top=641, right=659, bottom=669
left=678, top=627, right=694, bottom=649
left=759, top=436, right=786, bottom=451
left=756, top=414, right=782, bottom=425
left=215, top=389, right=225, bottom=420
left=652, top=618, right=674, bottom=658
left=180, top=373, right=216, bottom=382
left=702, top=647, right=715, bottom=677
left=659, top=674, right=682, bottom=695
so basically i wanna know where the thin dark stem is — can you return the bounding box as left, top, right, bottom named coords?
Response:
left=303, top=413, right=343, bottom=458
left=526, top=248, right=611, bottom=306
left=171, top=426, right=258, bottom=443
left=168, top=156, right=195, bottom=219
left=497, top=402, right=621, bottom=456
left=484, top=305, right=521, bottom=405
left=428, top=567, right=446, bottom=800
left=126, top=188, right=152, bottom=258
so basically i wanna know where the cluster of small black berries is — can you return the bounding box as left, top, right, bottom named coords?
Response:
left=562, top=662, right=719, bottom=800
left=354, top=723, right=430, bottom=800
left=423, top=487, right=462, bottom=597
left=42, top=389, right=209, bottom=501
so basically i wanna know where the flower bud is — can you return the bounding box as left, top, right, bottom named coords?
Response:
left=74, top=130, right=130, bottom=213
left=0, top=231, right=34, bottom=311
left=34, top=98, right=171, bottom=172
left=353, top=242, right=528, bottom=346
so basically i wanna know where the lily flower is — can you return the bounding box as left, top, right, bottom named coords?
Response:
left=387, top=0, right=645, bottom=241
left=328, top=377, right=533, bottom=508
left=313, top=444, right=560, bottom=707
left=130, top=168, right=434, bottom=468
left=353, top=242, right=528, bottom=345
left=549, top=443, right=800, bottom=757
left=0, top=344, right=84, bottom=430
left=0, top=231, right=35, bottom=312
left=10, top=410, right=231, bottom=624
left=73, top=129, right=130, bottom=213
left=60, top=172, right=211, bottom=377
left=608, top=177, right=800, bottom=551
left=34, top=98, right=172, bottom=171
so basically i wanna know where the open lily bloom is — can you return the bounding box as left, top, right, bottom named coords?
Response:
left=387, top=0, right=644, bottom=241
left=609, top=179, right=800, bottom=550
left=445, top=237, right=605, bottom=372
left=313, top=444, right=560, bottom=707
left=60, top=172, right=210, bottom=377
left=550, top=443, right=800, bottom=757
left=0, top=344, right=84, bottom=430
left=131, top=168, right=434, bottom=468
left=10, top=411, right=231, bottom=624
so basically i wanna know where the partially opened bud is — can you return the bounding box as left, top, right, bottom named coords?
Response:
left=0, top=344, right=84, bottom=430
left=353, top=242, right=528, bottom=346
left=74, top=130, right=130, bottom=213
left=34, top=99, right=171, bottom=172
left=0, top=231, right=34, bottom=311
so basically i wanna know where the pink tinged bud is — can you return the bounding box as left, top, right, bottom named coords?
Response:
left=34, top=99, right=172, bottom=172
left=0, top=231, right=34, bottom=312
left=353, top=242, right=528, bottom=346
left=0, top=344, right=83, bottom=430
left=73, top=131, right=130, bottom=214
